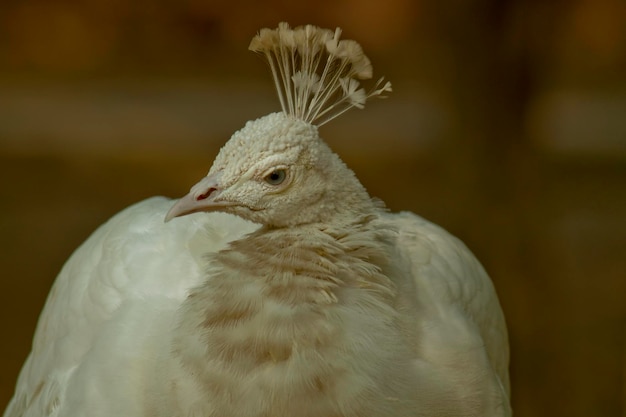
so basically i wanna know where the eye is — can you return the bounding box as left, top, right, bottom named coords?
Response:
left=264, top=168, right=287, bottom=185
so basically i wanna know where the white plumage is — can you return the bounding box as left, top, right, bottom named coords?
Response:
left=4, top=23, right=511, bottom=417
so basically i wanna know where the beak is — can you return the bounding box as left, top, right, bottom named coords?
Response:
left=165, top=174, right=228, bottom=222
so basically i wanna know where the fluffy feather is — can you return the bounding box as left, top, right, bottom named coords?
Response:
left=4, top=23, right=511, bottom=417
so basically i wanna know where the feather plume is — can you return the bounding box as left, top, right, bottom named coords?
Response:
left=249, top=22, right=392, bottom=126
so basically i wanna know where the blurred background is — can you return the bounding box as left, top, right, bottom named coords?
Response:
left=0, top=0, right=625, bottom=415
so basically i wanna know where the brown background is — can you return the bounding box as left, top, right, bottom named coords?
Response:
left=1, top=1, right=625, bottom=416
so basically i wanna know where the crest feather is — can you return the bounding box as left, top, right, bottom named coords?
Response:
left=249, top=22, right=392, bottom=126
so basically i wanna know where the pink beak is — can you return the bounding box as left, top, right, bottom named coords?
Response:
left=164, top=174, right=227, bottom=222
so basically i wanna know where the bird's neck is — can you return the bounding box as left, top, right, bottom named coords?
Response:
left=190, top=215, right=397, bottom=342
left=170, top=217, right=409, bottom=416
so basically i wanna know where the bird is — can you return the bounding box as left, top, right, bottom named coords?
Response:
left=3, top=22, right=511, bottom=417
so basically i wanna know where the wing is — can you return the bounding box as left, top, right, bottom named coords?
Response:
left=4, top=197, right=258, bottom=417
left=384, top=211, right=511, bottom=416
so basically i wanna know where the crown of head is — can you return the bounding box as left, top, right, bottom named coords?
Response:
left=249, top=22, right=392, bottom=127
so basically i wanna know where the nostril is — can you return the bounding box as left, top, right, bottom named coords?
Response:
left=196, top=187, right=216, bottom=201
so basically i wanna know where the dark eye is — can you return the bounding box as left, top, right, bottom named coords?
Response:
left=264, top=169, right=287, bottom=185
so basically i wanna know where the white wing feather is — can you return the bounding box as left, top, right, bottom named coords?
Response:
left=384, top=211, right=511, bottom=416
left=3, top=197, right=258, bottom=417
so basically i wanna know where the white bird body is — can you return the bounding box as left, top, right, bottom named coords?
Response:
left=5, top=198, right=509, bottom=417
left=4, top=23, right=511, bottom=417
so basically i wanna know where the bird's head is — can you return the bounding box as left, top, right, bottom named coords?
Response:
left=165, top=23, right=391, bottom=227
left=165, top=112, right=373, bottom=227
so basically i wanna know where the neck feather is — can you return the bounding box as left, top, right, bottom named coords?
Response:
left=170, top=216, right=408, bottom=416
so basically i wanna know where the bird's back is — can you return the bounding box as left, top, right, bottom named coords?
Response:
left=3, top=197, right=258, bottom=417
left=384, top=211, right=511, bottom=415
